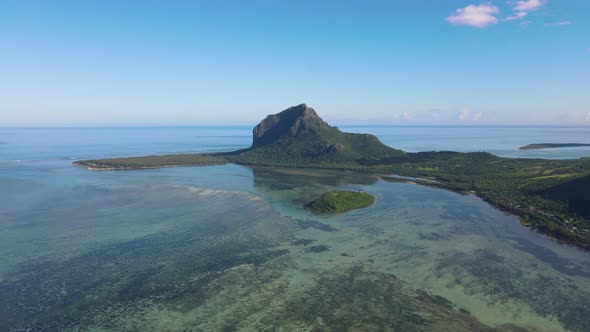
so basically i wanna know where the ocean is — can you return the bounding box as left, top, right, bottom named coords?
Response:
left=1, top=126, right=590, bottom=331
left=2, top=126, right=590, bottom=163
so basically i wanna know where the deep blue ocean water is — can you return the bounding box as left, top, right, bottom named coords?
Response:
left=1, top=126, right=590, bottom=164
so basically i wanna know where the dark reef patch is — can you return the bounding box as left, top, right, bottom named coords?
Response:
left=418, top=232, right=449, bottom=241
left=296, top=219, right=339, bottom=232
left=507, top=236, right=590, bottom=278
left=306, top=245, right=331, bottom=253
left=292, top=238, right=315, bottom=246
left=436, top=249, right=590, bottom=332
left=415, top=289, right=455, bottom=310
left=277, top=264, right=497, bottom=331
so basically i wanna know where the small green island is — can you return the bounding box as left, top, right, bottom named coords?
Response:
left=520, top=143, right=590, bottom=150
left=306, top=191, right=376, bottom=214
left=75, top=104, right=590, bottom=250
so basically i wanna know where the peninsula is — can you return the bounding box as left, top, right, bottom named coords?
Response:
left=520, top=143, right=590, bottom=150
left=75, top=104, right=590, bottom=250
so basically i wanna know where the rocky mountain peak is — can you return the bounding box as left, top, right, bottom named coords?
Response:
left=252, top=104, right=331, bottom=148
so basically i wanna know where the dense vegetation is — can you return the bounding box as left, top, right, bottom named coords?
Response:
left=306, top=191, right=376, bottom=214
left=520, top=143, right=590, bottom=150
left=74, top=104, right=590, bottom=249
left=379, top=152, right=590, bottom=249
left=223, top=131, right=403, bottom=165
left=74, top=154, right=226, bottom=169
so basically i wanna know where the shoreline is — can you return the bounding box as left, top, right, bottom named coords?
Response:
left=73, top=161, right=227, bottom=171
left=380, top=175, right=588, bottom=251
left=72, top=159, right=588, bottom=251
left=520, top=143, right=590, bottom=150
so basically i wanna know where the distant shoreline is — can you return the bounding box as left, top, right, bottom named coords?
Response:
left=72, top=161, right=226, bottom=171
left=73, top=155, right=227, bottom=171
left=520, top=143, right=590, bottom=150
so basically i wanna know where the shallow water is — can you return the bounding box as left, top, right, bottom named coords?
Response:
left=1, top=160, right=590, bottom=331
left=1, top=126, right=590, bottom=331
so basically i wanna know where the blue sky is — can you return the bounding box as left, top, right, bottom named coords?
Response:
left=1, top=0, right=588, bottom=126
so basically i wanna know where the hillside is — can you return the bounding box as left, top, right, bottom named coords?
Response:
left=536, top=175, right=590, bottom=219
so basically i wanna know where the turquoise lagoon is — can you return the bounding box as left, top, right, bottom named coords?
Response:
left=1, top=127, right=590, bottom=331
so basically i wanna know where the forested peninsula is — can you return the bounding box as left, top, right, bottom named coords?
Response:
left=520, top=143, right=590, bottom=150
left=75, top=104, right=590, bottom=250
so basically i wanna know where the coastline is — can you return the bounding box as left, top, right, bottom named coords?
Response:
left=73, top=161, right=227, bottom=171
left=520, top=143, right=590, bottom=150
left=382, top=173, right=588, bottom=250
left=72, top=158, right=589, bottom=251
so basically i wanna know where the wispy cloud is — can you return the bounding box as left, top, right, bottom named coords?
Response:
left=545, top=21, right=572, bottom=26
left=506, top=11, right=528, bottom=21
left=513, top=0, right=545, bottom=11
left=445, top=2, right=572, bottom=32
left=390, top=110, right=445, bottom=125
left=505, top=0, right=546, bottom=24
left=458, top=108, right=484, bottom=122
left=446, top=4, right=500, bottom=28
left=392, top=112, right=413, bottom=122
left=387, top=108, right=590, bottom=126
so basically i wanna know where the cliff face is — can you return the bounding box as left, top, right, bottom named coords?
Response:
left=252, top=104, right=330, bottom=148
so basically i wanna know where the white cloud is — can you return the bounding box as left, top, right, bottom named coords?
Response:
left=381, top=109, right=590, bottom=126
left=392, top=112, right=413, bottom=122
left=506, top=0, right=545, bottom=24
left=506, top=11, right=528, bottom=21
left=545, top=21, right=572, bottom=26
left=446, top=4, right=500, bottom=28
left=458, top=108, right=483, bottom=122
left=514, top=0, right=545, bottom=11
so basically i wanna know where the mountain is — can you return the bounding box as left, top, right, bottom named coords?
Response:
left=228, top=104, right=405, bottom=164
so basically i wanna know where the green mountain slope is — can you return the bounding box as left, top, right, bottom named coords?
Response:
left=536, top=174, right=590, bottom=219
left=225, top=104, right=404, bottom=164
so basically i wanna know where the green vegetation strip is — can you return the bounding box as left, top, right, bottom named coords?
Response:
left=520, top=143, right=590, bottom=150
left=74, top=154, right=226, bottom=170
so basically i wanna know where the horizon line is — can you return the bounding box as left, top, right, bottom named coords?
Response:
left=3, top=124, right=590, bottom=129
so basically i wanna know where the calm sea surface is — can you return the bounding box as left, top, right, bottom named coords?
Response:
left=2, top=126, right=590, bottom=162
left=1, top=126, right=590, bottom=331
